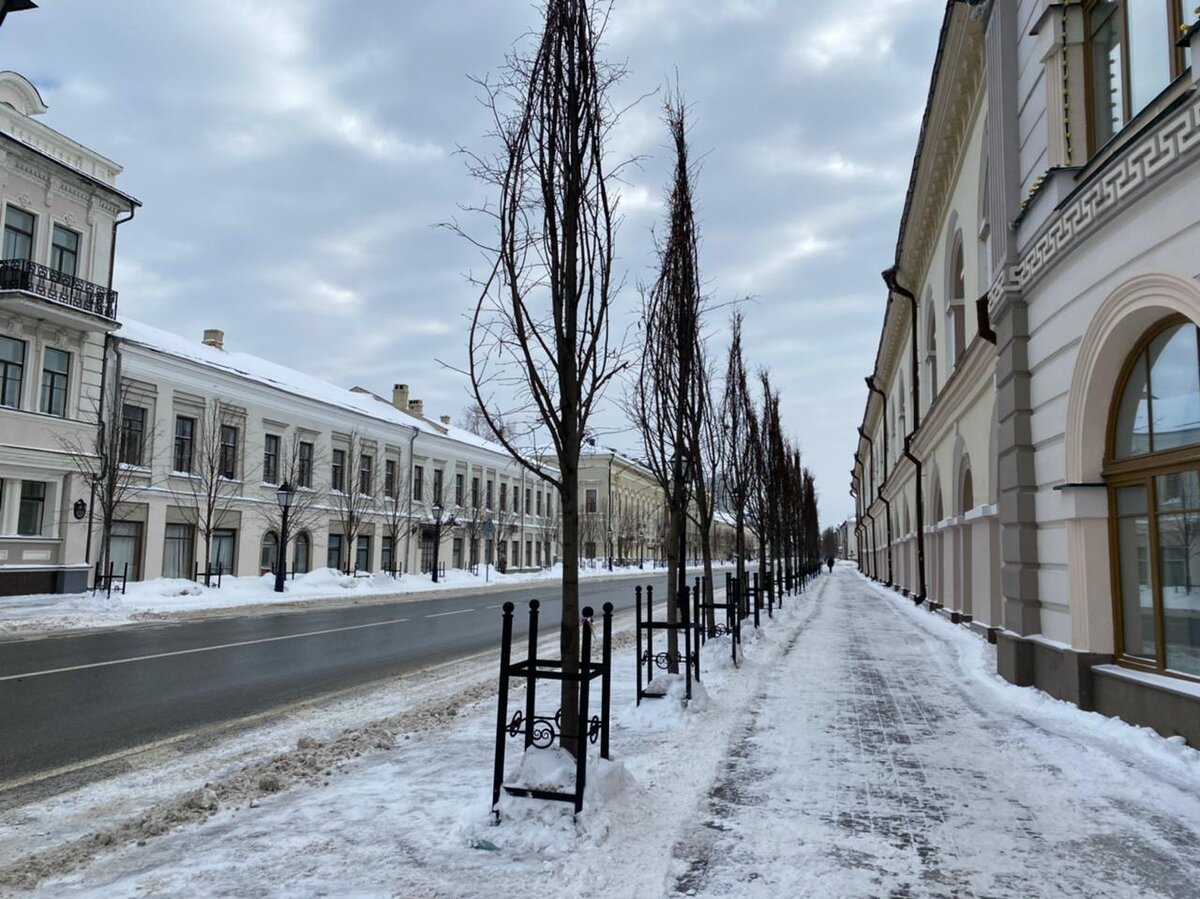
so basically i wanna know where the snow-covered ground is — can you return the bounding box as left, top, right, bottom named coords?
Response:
left=3, top=564, right=1199, bottom=897
left=0, top=562, right=692, bottom=636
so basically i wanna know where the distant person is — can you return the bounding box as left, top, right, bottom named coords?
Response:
left=826, top=556, right=834, bottom=573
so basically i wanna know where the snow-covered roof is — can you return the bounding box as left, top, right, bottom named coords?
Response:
left=116, top=318, right=514, bottom=459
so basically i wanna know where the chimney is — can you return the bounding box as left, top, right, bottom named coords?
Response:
left=202, top=329, right=224, bottom=350
left=392, top=383, right=409, bottom=410
left=439, top=415, right=451, bottom=426
left=408, top=398, right=424, bottom=417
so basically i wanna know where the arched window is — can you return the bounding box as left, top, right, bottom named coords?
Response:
left=1106, top=317, right=1200, bottom=679
left=260, top=531, right=279, bottom=574
left=960, top=465, right=974, bottom=515
left=293, top=531, right=311, bottom=575
left=948, top=231, right=966, bottom=365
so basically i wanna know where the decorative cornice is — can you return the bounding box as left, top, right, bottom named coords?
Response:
left=1009, top=90, right=1200, bottom=300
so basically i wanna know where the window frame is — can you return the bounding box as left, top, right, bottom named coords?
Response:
left=331, top=448, right=346, bottom=493
left=298, top=441, right=314, bottom=489
left=39, top=347, right=70, bottom=417
left=173, top=415, right=196, bottom=474
left=219, top=424, right=239, bottom=480
left=120, top=404, right=147, bottom=467
left=1083, top=0, right=1193, bottom=156
left=359, top=453, right=373, bottom=495
left=2, top=205, right=34, bottom=262
left=50, top=224, right=80, bottom=279
left=1104, top=315, right=1200, bottom=682
left=0, top=334, right=25, bottom=409
left=262, top=433, right=280, bottom=485
left=17, top=480, right=46, bottom=536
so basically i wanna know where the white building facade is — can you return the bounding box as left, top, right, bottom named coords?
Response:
left=853, top=1, right=1200, bottom=745
left=111, top=321, right=561, bottom=583
left=0, top=71, right=139, bottom=595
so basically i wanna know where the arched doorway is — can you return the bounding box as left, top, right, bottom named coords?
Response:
left=260, top=531, right=279, bottom=576
left=293, top=531, right=311, bottom=576
left=1106, top=317, right=1200, bottom=679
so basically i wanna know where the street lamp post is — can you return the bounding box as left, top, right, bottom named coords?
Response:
left=607, top=528, right=614, bottom=571
left=274, top=481, right=294, bottom=593
left=431, top=502, right=443, bottom=583
left=638, top=531, right=644, bottom=570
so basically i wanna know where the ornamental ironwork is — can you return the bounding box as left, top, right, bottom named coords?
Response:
left=0, top=258, right=119, bottom=319
left=635, top=583, right=701, bottom=706
left=491, top=599, right=613, bottom=819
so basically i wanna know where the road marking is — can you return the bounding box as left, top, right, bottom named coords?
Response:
left=424, top=609, right=473, bottom=618
left=0, top=616, right=412, bottom=682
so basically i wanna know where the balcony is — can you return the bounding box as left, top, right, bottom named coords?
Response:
left=0, top=258, right=118, bottom=320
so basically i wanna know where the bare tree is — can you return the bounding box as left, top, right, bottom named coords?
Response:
left=57, top=362, right=155, bottom=577
left=458, top=401, right=514, bottom=445
left=379, top=463, right=413, bottom=576
left=627, top=91, right=705, bottom=670
left=170, top=398, right=243, bottom=582
left=454, top=0, right=628, bottom=752
left=331, top=431, right=377, bottom=574
left=257, top=433, right=327, bottom=575
left=822, top=527, right=839, bottom=561
left=689, top=347, right=727, bottom=630
left=721, top=314, right=756, bottom=596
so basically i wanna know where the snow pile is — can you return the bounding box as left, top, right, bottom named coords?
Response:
left=0, top=562, right=728, bottom=635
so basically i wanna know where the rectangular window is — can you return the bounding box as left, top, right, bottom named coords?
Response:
left=360, top=454, right=373, bottom=494
left=2, top=206, right=34, bottom=261
left=381, top=538, right=393, bottom=575
left=120, top=404, right=146, bottom=466
left=1086, top=0, right=1185, bottom=152
left=472, top=477, right=480, bottom=507
left=432, top=469, right=444, bottom=504
left=328, top=534, right=344, bottom=571
left=455, top=473, right=464, bottom=506
left=39, top=347, right=69, bottom=417
left=586, top=488, right=598, bottom=514
left=385, top=459, right=396, bottom=498
left=546, top=493, right=554, bottom=519
left=263, top=434, right=280, bottom=484
left=486, top=479, right=493, bottom=510
left=512, top=486, right=519, bottom=513
left=332, top=449, right=346, bottom=492
left=50, top=225, right=80, bottom=278
left=536, top=491, right=543, bottom=516
left=298, top=441, right=314, bottom=488
left=163, top=523, right=193, bottom=579
left=17, top=480, right=45, bottom=536
left=512, top=540, right=519, bottom=567
left=525, top=488, right=531, bottom=515
left=174, top=416, right=195, bottom=473
left=0, top=335, right=25, bottom=409
left=499, top=482, right=507, bottom=511
left=356, top=534, right=371, bottom=573
left=212, top=528, right=236, bottom=575
left=413, top=464, right=424, bottom=501
left=219, top=425, right=239, bottom=479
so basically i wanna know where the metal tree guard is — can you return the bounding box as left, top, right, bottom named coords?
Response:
left=492, top=600, right=613, bottom=819
left=635, top=584, right=701, bottom=705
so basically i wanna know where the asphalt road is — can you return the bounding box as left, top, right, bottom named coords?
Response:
left=0, top=572, right=676, bottom=787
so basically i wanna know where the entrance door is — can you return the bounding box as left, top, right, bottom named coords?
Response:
left=212, top=528, right=236, bottom=576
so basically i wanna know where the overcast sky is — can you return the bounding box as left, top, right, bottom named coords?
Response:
left=3, top=0, right=944, bottom=525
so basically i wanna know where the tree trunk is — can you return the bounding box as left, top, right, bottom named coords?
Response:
left=559, top=458, right=581, bottom=757
left=701, top=522, right=715, bottom=632
left=665, top=504, right=681, bottom=674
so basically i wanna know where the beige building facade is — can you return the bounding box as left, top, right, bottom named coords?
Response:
left=853, top=1, right=1200, bottom=745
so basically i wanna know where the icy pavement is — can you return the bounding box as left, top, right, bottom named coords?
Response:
left=674, top=570, right=1200, bottom=898
left=5, top=565, right=1200, bottom=897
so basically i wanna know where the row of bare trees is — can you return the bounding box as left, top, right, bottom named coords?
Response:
left=458, top=0, right=824, bottom=753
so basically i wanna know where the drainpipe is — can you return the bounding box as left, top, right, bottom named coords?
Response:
left=868, top=374, right=897, bottom=585
left=404, top=428, right=418, bottom=573
left=87, top=206, right=138, bottom=577
left=883, top=267, right=927, bottom=605
left=858, top=426, right=893, bottom=586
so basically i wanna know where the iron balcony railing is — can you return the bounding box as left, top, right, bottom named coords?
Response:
left=0, top=258, right=118, bottom=319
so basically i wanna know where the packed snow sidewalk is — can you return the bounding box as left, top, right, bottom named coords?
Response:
left=0, top=561, right=685, bottom=636
left=5, top=564, right=1200, bottom=897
